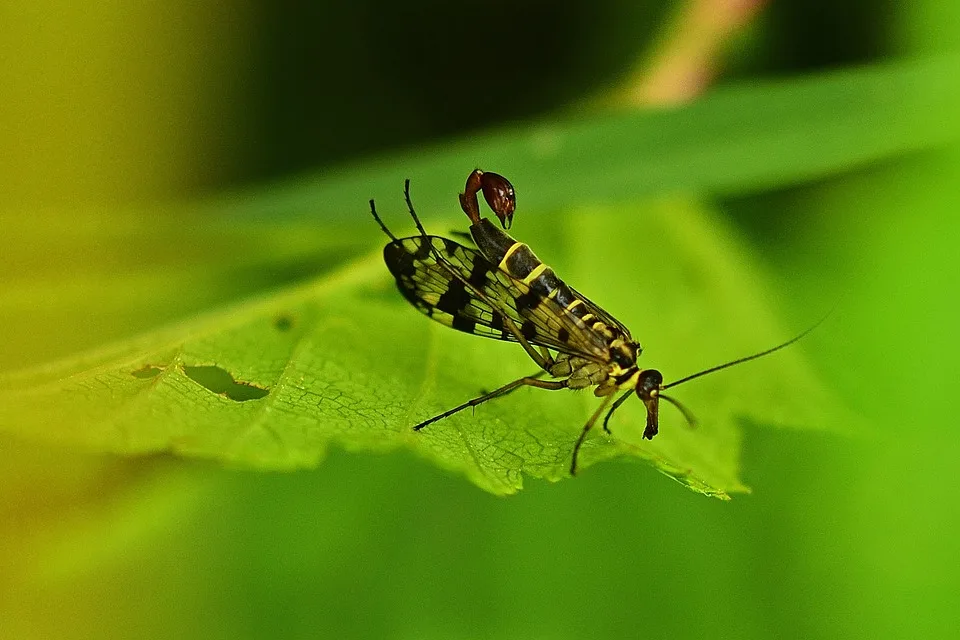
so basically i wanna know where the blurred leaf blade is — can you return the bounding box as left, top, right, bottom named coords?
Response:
left=233, top=54, right=960, bottom=221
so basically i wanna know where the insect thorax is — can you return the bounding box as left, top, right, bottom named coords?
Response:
left=608, top=336, right=640, bottom=370
left=549, top=355, right=607, bottom=389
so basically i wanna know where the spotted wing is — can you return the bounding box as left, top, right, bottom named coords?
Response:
left=382, top=235, right=609, bottom=360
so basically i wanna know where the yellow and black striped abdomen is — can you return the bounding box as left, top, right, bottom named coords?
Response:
left=468, top=215, right=639, bottom=370
left=470, top=218, right=593, bottom=324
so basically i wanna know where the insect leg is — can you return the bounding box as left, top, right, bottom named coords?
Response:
left=602, top=390, right=633, bottom=434
left=413, top=376, right=568, bottom=432
left=570, top=393, right=616, bottom=476
left=494, top=313, right=554, bottom=370
left=479, top=369, right=548, bottom=396
left=536, top=346, right=556, bottom=369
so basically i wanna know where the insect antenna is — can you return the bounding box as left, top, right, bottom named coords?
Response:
left=370, top=179, right=431, bottom=242
left=403, top=178, right=429, bottom=237
left=661, top=312, right=831, bottom=391
left=658, top=393, right=698, bottom=428
left=369, top=199, right=399, bottom=242
left=604, top=388, right=699, bottom=437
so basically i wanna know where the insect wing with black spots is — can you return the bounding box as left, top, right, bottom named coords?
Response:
left=382, top=235, right=609, bottom=362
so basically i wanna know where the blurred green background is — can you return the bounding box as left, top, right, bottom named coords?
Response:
left=2, top=1, right=959, bottom=638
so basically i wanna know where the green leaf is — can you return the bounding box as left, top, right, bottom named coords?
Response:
left=3, top=55, right=948, bottom=497
left=0, top=196, right=850, bottom=498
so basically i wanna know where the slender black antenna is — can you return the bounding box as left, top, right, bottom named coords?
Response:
left=659, top=393, right=698, bottom=428
left=369, top=199, right=399, bottom=242
left=403, top=179, right=429, bottom=237
left=661, top=311, right=832, bottom=391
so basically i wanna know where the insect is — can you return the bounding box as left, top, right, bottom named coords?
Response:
left=370, top=169, right=819, bottom=475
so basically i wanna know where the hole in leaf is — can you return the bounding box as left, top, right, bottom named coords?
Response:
left=274, top=313, right=294, bottom=332
left=182, top=366, right=269, bottom=401
left=132, top=365, right=164, bottom=379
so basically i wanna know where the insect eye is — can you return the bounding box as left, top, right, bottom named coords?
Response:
left=635, top=369, right=663, bottom=399
left=480, top=172, right=516, bottom=229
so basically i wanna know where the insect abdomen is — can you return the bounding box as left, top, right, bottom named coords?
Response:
left=471, top=218, right=593, bottom=321
left=470, top=219, right=517, bottom=267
